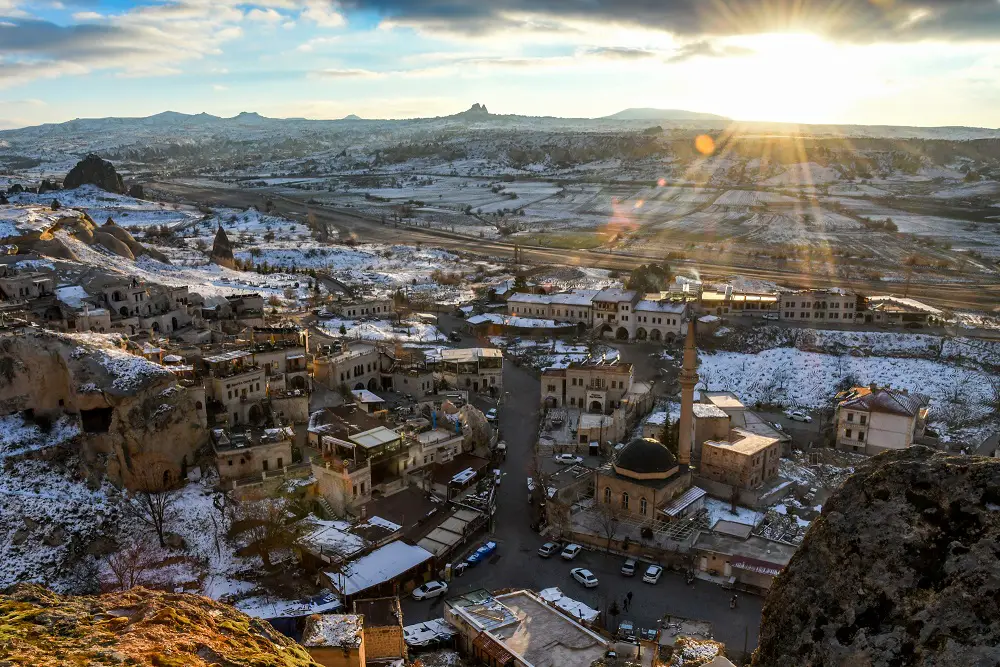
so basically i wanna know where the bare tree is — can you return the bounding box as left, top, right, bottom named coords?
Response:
left=124, top=456, right=178, bottom=548
left=227, top=490, right=304, bottom=568
left=594, top=501, right=623, bottom=554
left=105, top=541, right=156, bottom=591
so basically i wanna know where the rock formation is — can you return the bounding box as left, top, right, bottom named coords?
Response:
left=210, top=223, right=237, bottom=269
left=0, top=330, right=206, bottom=489
left=753, top=447, right=1000, bottom=667
left=0, top=584, right=319, bottom=666
left=63, top=154, right=125, bottom=194
left=128, top=183, right=145, bottom=199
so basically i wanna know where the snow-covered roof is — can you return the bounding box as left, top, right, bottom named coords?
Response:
left=549, top=289, right=600, bottom=306
left=660, top=486, right=707, bottom=517
left=868, top=295, right=942, bottom=316
left=699, top=315, right=720, bottom=323
left=645, top=411, right=668, bottom=426
left=506, top=292, right=551, bottom=304
left=351, top=389, right=384, bottom=404
left=594, top=288, right=636, bottom=303
left=327, top=541, right=434, bottom=596
left=635, top=299, right=686, bottom=314
left=404, top=618, right=456, bottom=646
left=54, top=285, right=89, bottom=308
left=692, top=404, right=729, bottom=419
left=302, top=614, right=364, bottom=648
left=537, top=587, right=600, bottom=622
left=838, top=385, right=930, bottom=417
left=439, top=347, right=503, bottom=361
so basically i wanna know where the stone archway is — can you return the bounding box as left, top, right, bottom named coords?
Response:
left=589, top=400, right=603, bottom=413
left=248, top=403, right=265, bottom=426
left=545, top=396, right=558, bottom=408
left=615, top=327, right=629, bottom=340
left=650, top=329, right=662, bottom=342
left=367, top=378, right=378, bottom=391
left=151, top=321, right=161, bottom=333
left=665, top=332, right=676, bottom=343
left=635, top=327, right=647, bottom=341
left=354, top=382, right=365, bottom=390
left=171, top=316, right=178, bottom=331
left=119, top=307, right=129, bottom=318
left=291, top=375, right=307, bottom=391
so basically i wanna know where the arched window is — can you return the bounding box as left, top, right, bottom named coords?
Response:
left=640, top=498, right=648, bottom=516
left=621, top=492, right=629, bottom=510
left=604, top=487, right=611, bottom=504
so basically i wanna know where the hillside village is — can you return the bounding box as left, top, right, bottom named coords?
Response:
left=2, top=154, right=1000, bottom=667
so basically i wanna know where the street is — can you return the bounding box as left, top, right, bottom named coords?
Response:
left=402, top=317, right=763, bottom=655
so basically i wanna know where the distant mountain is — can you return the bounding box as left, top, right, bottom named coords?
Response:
left=602, top=108, right=730, bottom=121
left=342, top=114, right=362, bottom=121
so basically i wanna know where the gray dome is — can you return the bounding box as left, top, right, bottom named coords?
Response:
left=614, top=437, right=677, bottom=476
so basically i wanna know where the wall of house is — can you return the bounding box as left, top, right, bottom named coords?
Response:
left=866, top=412, right=916, bottom=453
left=362, top=626, right=406, bottom=662
left=692, top=416, right=730, bottom=465
left=312, top=459, right=370, bottom=515
left=595, top=471, right=689, bottom=520
left=393, top=371, right=434, bottom=398
left=270, top=393, right=310, bottom=423
left=216, top=439, right=292, bottom=480
left=306, top=645, right=364, bottom=667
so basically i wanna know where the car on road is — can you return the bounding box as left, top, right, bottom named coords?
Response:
left=763, top=313, right=779, bottom=320
left=560, top=544, right=582, bottom=560
left=621, top=558, right=637, bottom=577
left=412, top=581, right=449, bottom=600
left=448, top=331, right=462, bottom=342
left=617, top=620, right=635, bottom=642
left=643, top=565, right=663, bottom=584
left=486, top=408, right=498, bottom=422
left=784, top=409, right=813, bottom=423
left=537, top=541, right=561, bottom=558
left=493, top=469, right=502, bottom=485
left=570, top=568, right=599, bottom=588
left=466, top=541, right=497, bottom=566
left=554, top=453, right=583, bottom=465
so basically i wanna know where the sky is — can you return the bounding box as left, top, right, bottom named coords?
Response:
left=2, top=0, right=1000, bottom=129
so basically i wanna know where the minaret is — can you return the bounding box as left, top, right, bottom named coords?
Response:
left=677, top=318, right=698, bottom=467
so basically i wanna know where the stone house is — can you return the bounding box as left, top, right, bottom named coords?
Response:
left=592, top=287, right=640, bottom=340
left=541, top=357, right=633, bottom=412
left=595, top=438, right=692, bottom=520
left=333, top=298, right=394, bottom=319
left=779, top=289, right=859, bottom=323
left=430, top=347, right=503, bottom=394
left=302, top=614, right=365, bottom=667
left=835, top=384, right=930, bottom=455
left=313, top=342, right=393, bottom=393
left=353, top=598, right=406, bottom=664
left=211, top=426, right=294, bottom=482
left=700, top=428, right=781, bottom=491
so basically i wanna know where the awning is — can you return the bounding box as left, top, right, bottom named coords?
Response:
left=473, top=632, right=514, bottom=665
left=730, top=556, right=782, bottom=577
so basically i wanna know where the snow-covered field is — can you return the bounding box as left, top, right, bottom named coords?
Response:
left=698, top=347, right=995, bottom=441
left=318, top=316, right=446, bottom=343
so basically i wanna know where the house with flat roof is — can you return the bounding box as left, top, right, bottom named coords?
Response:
left=445, top=589, right=609, bottom=667
left=700, top=428, right=782, bottom=491
left=302, top=614, right=365, bottom=667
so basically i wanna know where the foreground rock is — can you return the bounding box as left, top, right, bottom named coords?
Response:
left=63, top=154, right=126, bottom=194
left=753, top=447, right=1000, bottom=667
left=0, top=584, right=319, bottom=666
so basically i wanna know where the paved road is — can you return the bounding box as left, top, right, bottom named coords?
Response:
left=401, top=320, right=763, bottom=655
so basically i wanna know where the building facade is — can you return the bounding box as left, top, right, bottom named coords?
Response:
left=779, top=289, right=858, bottom=322
left=835, top=385, right=930, bottom=455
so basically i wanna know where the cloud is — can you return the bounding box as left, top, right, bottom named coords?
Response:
left=247, top=7, right=283, bottom=23
left=340, top=0, right=1000, bottom=43
left=301, top=0, right=345, bottom=27
left=584, top=46, right=658, bottom=60
left=213, top=83, right=228, bottom=91
left=71, top=11, right=103, bottom=21
left=666, top=40, right=754, bottom=63
left=311, top=67, right=383, bottom=78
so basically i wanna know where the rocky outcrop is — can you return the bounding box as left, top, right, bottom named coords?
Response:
left=0, top=584, right=319, bottom=666
left=91, top=231, right=136, bottom=260
left=753, top=447, right=1000, bottom=667
left=63, top=154, right=125, bottom=194
left=0, top=330, right=206, bottom=489
left=210, top=224, right=237, bottom=269
left=128, top=183, right=145, bottom=199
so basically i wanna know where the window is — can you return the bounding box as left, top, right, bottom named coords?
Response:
left=858, top=431, right=865, bottom=441
left=570, top=397, right=576, bottom=406
left=621, top=492, right=629, bottom=510
left=277, top=457, right=283, bottom=467
left=263, top=460, right=269, bottom=471
left=228, top=459, right=233, bottom=466
left=547, top=384, right=556, bottom=392
left=847, top=413, right=854, bottom=422
left=604, top=487, right=611, bottom=504
left=845, top=428, right=852, bottom=439
left=860, top=415, right=867, bottom=425
left=640, top=498, right=648, bottom=516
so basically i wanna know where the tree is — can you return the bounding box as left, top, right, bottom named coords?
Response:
left=226, top=491, right=304, bottom=568
left=339, top=323, right=347, bottom=336
left=594, top=501, right=623, bottom=554
left=124, top=457, right=178, bottom=548
left=607, top=600, right=621, bottom=632
left=659, top=415, right=679, bottom=456
left=105, top=540, right=156, bottom=591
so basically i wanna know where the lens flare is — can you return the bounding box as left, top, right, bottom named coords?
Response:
left=657, top=178, right=666, bottom=187
left=695, top=135, right=716, bottom=156
left=634, top=199, right=644, bottom=209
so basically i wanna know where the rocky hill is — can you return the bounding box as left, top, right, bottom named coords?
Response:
left=753, top=446, right=1000, bottom=667
left=63, top=154, right=126, bottom=194
left=0, top=584, right=319, bottom=666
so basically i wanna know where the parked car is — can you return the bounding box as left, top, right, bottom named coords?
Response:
left=466, top=541, right=497, bottom=565
left=448, top=331, right=462, bottom=342
left=784, top=410, right=813, bottom=423
left=621, top=558, right=637, bottom=577
left=643, top=565, right=663, bottom=584
left=560, top=544, right=582, bottom=560
left=763, top=313, right=779, bottom=320
left=617, top=620, right=636, bottom=642
left=571, top=568, right=599, bottom=588
left=412, top=581, right=449, bottom=600
left=486, top=408, right=498, bottom=422
left=493, top=469, right=502, bottom=485
left=554, top=453, right=583, bottom=465
left=537, top=541, right=561, bottom=558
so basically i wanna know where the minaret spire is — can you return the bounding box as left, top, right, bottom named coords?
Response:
left=677, top=318, right=698, bottom=467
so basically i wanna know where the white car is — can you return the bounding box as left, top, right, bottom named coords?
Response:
left=486, top=408, right=498, bottom=422
left=643, top=565, right=663, bottom=584
left=493, top=469, right=502, bottom=485
left=561, top=543, right=582, bottom=560
left=554, top=453, right=583, bottom=465
left=784, top=410, right=813, bottom=423
left=571, top=568, right=599, bottom=588
left=412, top=580, right=449, bottom=600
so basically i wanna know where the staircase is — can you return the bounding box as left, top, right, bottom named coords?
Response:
left=316, top=496, right=335, bottom=519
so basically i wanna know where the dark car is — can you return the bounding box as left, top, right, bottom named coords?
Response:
left=448, top=331, right=463, bottom=342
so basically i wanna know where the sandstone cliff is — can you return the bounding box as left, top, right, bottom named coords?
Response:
left=0, top=330, right=206, bottom=488
left=0, top=584, right=319, bottom=666
left=753, top=447, right=1000, bottom=667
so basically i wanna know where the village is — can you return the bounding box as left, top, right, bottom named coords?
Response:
left=2, top=160, right=1000, bottom=667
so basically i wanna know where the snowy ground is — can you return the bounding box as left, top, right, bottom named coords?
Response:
left=489, top=337, right=619, bottom=370
left=317, top=316, right=446, bottom=343
left=697, top=347, right=996, bottom=442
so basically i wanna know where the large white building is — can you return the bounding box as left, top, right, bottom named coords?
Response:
left=779, top=289, right=858, bottom=322
left=835, top=385, right=930, bottom=455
